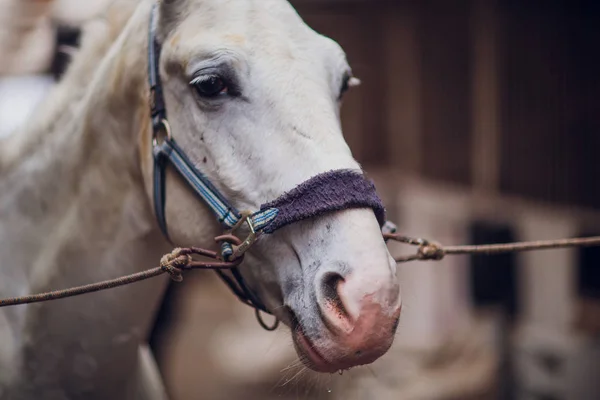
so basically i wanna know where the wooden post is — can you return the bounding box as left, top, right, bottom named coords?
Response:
left=392, top=184, right=472, bottom=349
left=517, top=212, right=577, bottom=331
left=382, top=2, right=422, bottom=174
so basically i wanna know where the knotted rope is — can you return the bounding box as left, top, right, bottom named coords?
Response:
left=159, top=248, right=191, bottom=282
left=2, top=233, right=600, bottom=308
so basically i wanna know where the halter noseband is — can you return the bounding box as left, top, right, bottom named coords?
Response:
left=147, top=5, right=392, bottom=317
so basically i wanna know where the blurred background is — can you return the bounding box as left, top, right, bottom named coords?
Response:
left=2, top=0, right=600, bottom=399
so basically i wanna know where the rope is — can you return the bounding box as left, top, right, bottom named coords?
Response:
left=0, top=247, right=242, bottom=308
left=2, top=234, right=600, bottom=308
left=0, top=267, right=165, bottom=307
left=386, top=234, right=600, bottom=263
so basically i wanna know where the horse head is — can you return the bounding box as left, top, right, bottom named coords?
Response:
left=140, top=0, right=401, bottom=373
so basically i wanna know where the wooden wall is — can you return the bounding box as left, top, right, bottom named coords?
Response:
left=292, top=0, right=600, bottom=210
left=499, top=1, right=600, bottom=208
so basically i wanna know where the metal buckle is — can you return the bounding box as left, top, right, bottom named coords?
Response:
left=229, top=214, right=258, bottom=260
left=152, top=118, right=172, bottom=147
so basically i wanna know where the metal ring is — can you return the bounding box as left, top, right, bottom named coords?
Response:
left=255, top=308, right=279, bottom=331
left=152, top=118, right=173, bottom=147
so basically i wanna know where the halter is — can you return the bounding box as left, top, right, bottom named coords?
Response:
left=147, top=5, right=393, bottom=322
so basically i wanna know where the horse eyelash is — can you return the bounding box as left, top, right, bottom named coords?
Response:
left=190, top=75, right=216, bottom=85
left=190, top=69, right=243, bottom=97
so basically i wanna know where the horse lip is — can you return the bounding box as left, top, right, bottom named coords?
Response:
left=287, top=306, right=349, bottom=373
left=291, top=316, right=393, bottom=373
left=292, top=327, right=337, bottom=373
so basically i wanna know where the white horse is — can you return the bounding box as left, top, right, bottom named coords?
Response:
left=0, top=0, right=401, bottom=398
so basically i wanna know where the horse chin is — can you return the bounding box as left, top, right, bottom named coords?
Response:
left=291, top=325, right=340, bottom=373
left=290, top=319, right=395, bottom=374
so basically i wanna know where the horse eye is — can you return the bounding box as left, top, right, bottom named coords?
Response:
left=191, top=75, right=228, bottom=98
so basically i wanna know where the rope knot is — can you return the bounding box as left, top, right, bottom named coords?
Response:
left=160, top=248, right=191, bottom=282
left=418, top=242, right=445, bottom=261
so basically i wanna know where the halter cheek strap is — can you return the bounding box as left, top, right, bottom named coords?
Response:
left=148, top=7, right=279, bottom=241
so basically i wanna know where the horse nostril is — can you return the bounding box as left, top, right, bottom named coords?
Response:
left=321, top=272, right=350, bottom=322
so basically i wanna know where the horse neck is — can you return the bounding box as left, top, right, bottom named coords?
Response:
left=0, top=3, right=176, bottom=392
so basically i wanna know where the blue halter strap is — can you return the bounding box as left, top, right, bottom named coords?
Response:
left=148, top=5, right=275, bottom=314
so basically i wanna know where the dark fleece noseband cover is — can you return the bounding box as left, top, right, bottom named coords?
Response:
left=260, top=169, right=386, bottom=234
